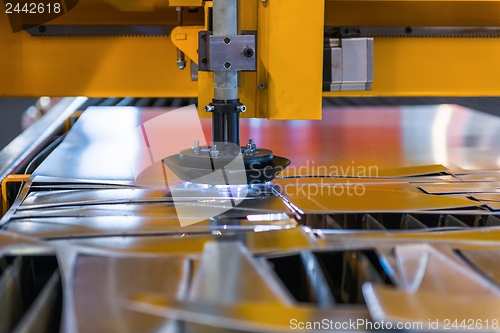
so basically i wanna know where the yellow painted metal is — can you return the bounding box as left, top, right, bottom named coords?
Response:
left=169, top=0, right=204, bottom=7
left=257, top=0, right=325, bottom=120
left=324, top=37, right=500, bottom=97
left=1, top=174, right=30, bottom=216
left=171, top=26, right=204, bottom=64
left=324, top=0, right=500, bottom=27
left=0, top=0, right=203, bottom=97
left=197, top=0, right=258, bottom=118
left=5, top=0, right=500, bottom=118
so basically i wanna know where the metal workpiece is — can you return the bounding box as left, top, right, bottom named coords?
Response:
left=324, top=38, right=374, bottom=91
left=7, top=104, right=500, bottom=332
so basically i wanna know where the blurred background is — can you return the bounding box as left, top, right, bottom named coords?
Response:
left=0, top=98, right=38, bottom=150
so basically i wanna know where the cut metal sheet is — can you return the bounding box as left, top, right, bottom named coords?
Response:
left=485, top=202, right=500, bottom=211
left=20, top=189, right=171, bottom=208
left=469, top=193, right=500, bottom=202
left=274, top=174, right=459, bottom=185
left=188, top=242, right=292, bottom=305
left=278, top=183, right=479, bottom=213
left=72, top=255, right=187, bottom=333
left=4, top=215, right=295, bottom=239
left=279, top=164, right=448, bottom=178
left=0, top=257, right=22, bottom=333
left=363, top=244, right=500, bottom=331
left=456, top=173, right=500, bottom=182
left=10, top=270, right=60, bottom=333
left=363, top=283, right=500, bottom=332
left=32, top=105, right=500, bottom=184
left=459, top=250, right=500, bottom=286
left=418, top=182, right=500, bottom=194
left=52, top=227, right=314, bottom=255
left=127, top=295, right=371, bottom=332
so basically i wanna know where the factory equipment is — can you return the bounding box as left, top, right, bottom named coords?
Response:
left=2, top=1, right=500, bottom=332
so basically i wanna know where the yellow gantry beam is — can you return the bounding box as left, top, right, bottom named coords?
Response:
left=3, top=0, right=500, bottom=119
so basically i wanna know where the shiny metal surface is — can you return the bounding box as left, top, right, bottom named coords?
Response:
left=7, top=104, right=499, bottom=239
left=32, top=104, right=500, bottom=180
left=3, top=104, right=500, bottom=332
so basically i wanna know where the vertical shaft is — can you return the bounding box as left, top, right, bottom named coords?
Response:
left=213, top=0, right=238, bottom=101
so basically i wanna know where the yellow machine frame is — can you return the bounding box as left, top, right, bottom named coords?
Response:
left=2, top=0, right=500, bottom=120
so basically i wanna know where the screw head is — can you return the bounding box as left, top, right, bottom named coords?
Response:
left=210, top=144, right=219, bottom=157
left=241, top=46, right=255, bottom=58
left=192, top=140, right=201, bottom=153
left=258, top=82, right=266, bottom=90
left=205, top=105, right=215, bottom=112
left=224, top=62, right=231, bottom=69
left=176, top=60, right=186, bottom=70
left=237, top=105, right=247, bottom=113
left=223, top=37, right=231, bottom=44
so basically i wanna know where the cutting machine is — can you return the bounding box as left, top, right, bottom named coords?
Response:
left=4, top=1, right=500, bottom=333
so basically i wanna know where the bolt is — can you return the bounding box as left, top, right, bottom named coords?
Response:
left=205, top=105, right=215, bottom=112
left=237, top=105, right=247, bottom=113
left=224, top=61, right=231, bottom=69
left=210, top=144, right=219, bottom=157
left=176, top=59, right=186, bottom=70
left=245, top=139, right=257, bottom=155
left=223, top=37, right=231, bottom=44
left=258, top=82, right=266, bottom=90
left=38, top=25, right=46, bottom=33
left=241, top=46, right=255, bottom=58
left=192, top=140, right=200, bottom=153
left=405, top=26, right=412, bottom=34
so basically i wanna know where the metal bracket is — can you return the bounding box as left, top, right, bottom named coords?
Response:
left=323, top=38, right=374, bottom=91
left=198, top=30, right=257, bottom=72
